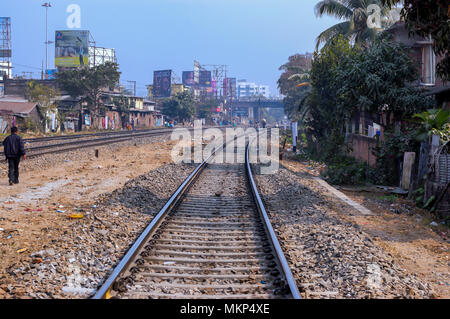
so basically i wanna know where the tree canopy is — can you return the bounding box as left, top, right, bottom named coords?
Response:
left=334, top=38, right=435, bottom=128
left=307, top=36, right=359, bottom=137
left=279, top=35, right=436, bottom=161
left=161, top=92, right=195, bottom=122
left=314, top=0, right=395, bottom=49
left=382, top=0, right=450, bottom=81
left=277, top=54, right=313, bottom=119
left=25, top=81, right=60, bottom=131
left=56, top=62, right=121, bottom=116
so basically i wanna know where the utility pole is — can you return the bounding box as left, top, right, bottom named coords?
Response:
left=42, top=2, right=52, bottom=78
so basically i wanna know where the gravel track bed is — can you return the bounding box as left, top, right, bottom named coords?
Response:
left=0, top=162, right=195, bottom=299
left=253, top=165, right=435, bottom=299
left=116, top=163, right=286, bottom=299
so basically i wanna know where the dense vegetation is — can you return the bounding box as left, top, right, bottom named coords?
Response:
left=161, top=92, right=196, bottom=123
left=56, top=62, right=121, bottom=127
left=279, top=33, right=445, bottom=186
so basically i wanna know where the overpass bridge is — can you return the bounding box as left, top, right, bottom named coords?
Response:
left=229, top=99, right=284, bottom=120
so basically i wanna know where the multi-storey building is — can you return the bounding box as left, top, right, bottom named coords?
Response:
left=236, top=80, right=270, bottom=99
left=388, top=21, right=449, bottom=107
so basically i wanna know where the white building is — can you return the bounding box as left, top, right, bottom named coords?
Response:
left=0, top=61, right=12, bottom=80
left=237, top=80, right=270, bottom=99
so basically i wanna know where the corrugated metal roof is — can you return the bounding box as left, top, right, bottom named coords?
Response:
left=0, top=100, right=38, bottom=114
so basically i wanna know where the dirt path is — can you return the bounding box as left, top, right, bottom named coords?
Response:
left=281, top=157, right=449, bottom=298
left=0, top=137, right=180, bottom=297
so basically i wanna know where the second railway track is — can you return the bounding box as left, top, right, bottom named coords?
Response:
left=94, top=137, right=300, bottom=299
left=0, top=128, right=174, bottom=158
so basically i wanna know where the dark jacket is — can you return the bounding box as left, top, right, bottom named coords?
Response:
left=2, top=134, right=26, bottom=158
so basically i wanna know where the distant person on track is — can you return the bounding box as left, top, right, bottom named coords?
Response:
left=2, top=126, right=26, bottom=186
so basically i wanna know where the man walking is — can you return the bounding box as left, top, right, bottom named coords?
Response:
left=2, top=126, right=26, bottom=185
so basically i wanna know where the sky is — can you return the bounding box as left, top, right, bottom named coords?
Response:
left=2, top=0, right=337, bottom=96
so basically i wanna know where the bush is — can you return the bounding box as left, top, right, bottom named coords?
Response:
left=370, top=126, right=420, bottom=185
left=321, top=156, right=368, bottom=185
left=23, top=118, right=40, bottom=133
left=305, top=133, right=348, bottom=163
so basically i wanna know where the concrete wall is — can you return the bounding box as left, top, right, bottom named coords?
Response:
left=131, top=111, right=155, bottom=128
left=348, top=134, right=377, bottom=166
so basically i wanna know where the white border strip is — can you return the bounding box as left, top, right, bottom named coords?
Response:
left=313, top=177, right=373, bottom=216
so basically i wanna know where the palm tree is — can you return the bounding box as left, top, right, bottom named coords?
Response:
left=315, top=0, right=393, bottom=50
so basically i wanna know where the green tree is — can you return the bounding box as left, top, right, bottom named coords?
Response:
left=315, top=0, right=394, bottom=49
left=413, top=109, right=450, bottom=143
left=161, top=92, right=195, bottom=122
left=56, top=62, right=121, bottom=127
left=277, top=54, right=313, bottom=120
left=382, top=0, right=450, bottom=81
left=25, top=81, right=59, bottom=132
left=334, top=38, right=435, bottom=130
left=112, top=95, right=132, bottom=113
left=308, top=36, right=359, bottom=137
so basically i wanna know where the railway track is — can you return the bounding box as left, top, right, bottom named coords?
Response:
left=93, top=137, right=300, bottom=299
left=21, top=129, right=162, bottom=144
left=0, top=128, right=174, bottom=158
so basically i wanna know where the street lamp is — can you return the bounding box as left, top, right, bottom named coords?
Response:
left=42, top=2, right=53, bottom=78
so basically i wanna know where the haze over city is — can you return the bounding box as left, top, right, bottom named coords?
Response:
left=4, top=0, right=337, bottom=96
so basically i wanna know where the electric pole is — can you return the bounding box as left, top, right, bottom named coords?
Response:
left=42, top=2, right=52, bottom=78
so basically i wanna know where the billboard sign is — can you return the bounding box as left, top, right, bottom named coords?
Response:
left=55, top=30, right=89, bottom=67
left=45, top=69, right=57, bottom=79
left=153, top=70, right=172, bottom=98
left=199, top=70, right=211, bottom=87
left=182, top=71, right=195, bottom=86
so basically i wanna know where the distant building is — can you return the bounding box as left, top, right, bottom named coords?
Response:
left=236, top=80, right=270, bottom=99
left=0, top=61, right=12, bottom=80
left=388, top=21, right=449, bottom=107
left=0, top=96, right=41, bottom=133
left=347, top=22, right=450, bottom=166
left=171, top=83, right=189, bottom=96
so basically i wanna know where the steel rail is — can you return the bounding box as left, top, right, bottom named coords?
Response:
left=25, top=130, right=168, bottom=152
left=92, top=140, right=220, bottom=299
left=245, top=138, right=302, bottom=299
left=25, top=137, right=133, bottom=158
left=1, top=127, right=223, bottom=157
left=21, top=129, right=163, bottom=144
left=0, top=129, right=175, bottom=158
left=93, top=134, right=300, bottom=299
